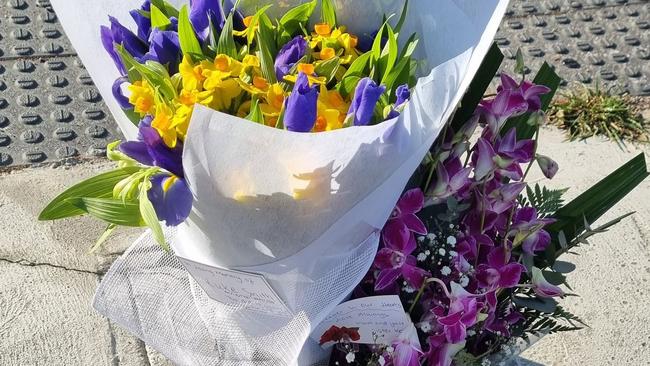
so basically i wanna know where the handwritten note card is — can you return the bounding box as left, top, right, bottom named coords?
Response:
left=312, top=295, right=411, bottom=347
left=178, top=257, right=292, bottom=318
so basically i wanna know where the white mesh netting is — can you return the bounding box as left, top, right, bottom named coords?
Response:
left=94, top=227, right=379, bottom=365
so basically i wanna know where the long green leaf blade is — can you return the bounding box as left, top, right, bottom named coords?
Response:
left=217, top=12, right=237, bottom=58
left=139, top=180, right=168, bottom=250
left=68, top=197, right=145, bottom=227
left=321, top=0, right=337, bottom=27
left=280, top=0, right=317, bottom=35
left=178, top=5, right=203, bottom=60
left=39, top=167, right=143, bottom=221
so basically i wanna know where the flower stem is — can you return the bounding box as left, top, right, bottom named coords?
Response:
left=408, top=280, right=428, bottom=314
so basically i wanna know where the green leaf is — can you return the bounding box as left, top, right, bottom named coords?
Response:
left=151, top=0, right=179, bottom=18
left=217, top=12, right=237, bottom=59
left=67, top=197, right=145, bottom=227
left=394, top=0, right=409, bottom=35
left=89, top=224, right=117, bottom=254
left=547, top=153, right=648, bottom=260
left=514, top=48, right=525, bottom=75
left=257, top=14, right=278, bottom=84
left=448, top=43, right=503, bottom=133
left=245, top=98, right=264, bottom=124
left=382, top=33, right=418, bottom=91
left=321, top=0, right=337, bottom=27
left=315, top=56, right=341, bottom=83
left=338, top=75, right=361, bottom=99
left=139, top=180, right=168, bottom=251
left=542, top=270, right=566, bottom=286
left=514, top=296, right=558, bottom=314
left=178, top=5, right=203, bottom=60
left=280, top=0, right=317, bottom=35
left=377, top=24, right=398, bottom=83
left=116, top=45, right=177, bottom=101
left=551, top=260, right=576, bottom=274
left=150, top=4, right=171, bottom=30
left=501, top=62, right=561, bottom=139
left=39, top=167, right=143, bottom=221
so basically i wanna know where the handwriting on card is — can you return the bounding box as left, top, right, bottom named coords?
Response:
left=312, top=295, right=411, bottom=347
left=177, top=257, right=292, bottom=317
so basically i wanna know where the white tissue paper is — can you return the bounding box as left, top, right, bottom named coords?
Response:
left=51, top=0, right=509, bottom=365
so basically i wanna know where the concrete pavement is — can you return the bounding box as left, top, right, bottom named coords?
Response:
left=0, top=128, right=649, bottom=365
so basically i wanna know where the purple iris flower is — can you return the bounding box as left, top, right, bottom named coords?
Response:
left=509, top=207, right=554, bottom=254
left=274, top=36, right=308, bottom=81
left=112, top=77, right=131, bottom=109
left=284, top=72, right=319, bottom=132
left=119, top=124, right=191, bottom=226
left=189, top=0, right=225, bottom=41
left=130, top=0, right=152, bottom=40
left=348, top=78, right=386, bottom=126
left=147, top=173, right=193, bottom=226
left=387, top=84, right=411, bottom=119
left=475, top=246, right=525, bottom=290
left=373, top=223, right=430, bottom=291
left=143, top=29, right=181, bottom=73
left=101, top=17, right=148, bottom=75
left=388, top=188, right=427, bottom=235
left=119, top=125, right=184, bottom=178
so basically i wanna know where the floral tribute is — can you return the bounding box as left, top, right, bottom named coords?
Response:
left=325, top=67, right=648, bottom=365
left=40, top=0, right=418, bottom=248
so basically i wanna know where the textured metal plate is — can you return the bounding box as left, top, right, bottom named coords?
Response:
left=497, top=0, right=650, bottom=95
left=0, top=0, right=120, bottom=167
left=0, top=0, right=648, bottom=167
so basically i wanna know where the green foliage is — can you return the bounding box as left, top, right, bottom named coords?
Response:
left=39, top=167, right=144, bottom=221
left=178, top=5, right=204, bottom=60
left=521, top=305, right=587, bottom=337
left=139, top=179, right=168, bottom=250
left=256, top=14, right=279, bottom=84
left=116, top=45, right=177, bottom=101
left=245, top=97, right=264, bottom=124
left=549, top=86, right=649, bottom=147
left=216, top=12, right=238, bottom=59
left=519, top=184, right=568, bottom=218
left=67, top=197, right=145, bottom=227
left=545, top=153, right=648, bottom=264
left=150, top=4, right=172, bottom=29
left=320, top=0, right=337, bottom=27
left=279, top=0, right=317, bottom=35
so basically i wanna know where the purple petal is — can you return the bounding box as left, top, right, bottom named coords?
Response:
left=395, top=84, right=411, bottom=106
left=401, top=263, right=428, bottom=289
left=532, top=267, right=564, bottom=298
left=375, top=268, right=401, bottom=291
left=189, top=0, right=225, bottom=41
left=473, top=138, right=497, bottom=181
left=397, top=188, right=424, bottom=214
left=112, top=77, right=131, bottom=109
left=284, top=73, right=318, bottom=132
left=382, top=219, right=411, bottom=251
left=443, top=320, right=466, bottom=344
left=140, top=126, right=184, bottom=177
left=393, top=341, right=422, bottom=366
left=537, top=154, right=559, bottom=179
left=403, top=214, right=427, bottom=235
left=348, top=78, right=386, bottom=126
left=498, top=263, right=525, bottom=288
left=100, top=26, right=126, bottom=75
left=119, top=141, right=153, bottom=166
left=487, top=246, right=509, bottom=269
left=148, top=174, right=193, bottom=226
left=130, top=0, right=151, bottom=40
left=109, top=16, right=147, bottom=58
left=373, top=248, right=400, bottom=269
left=143, top=29, right=181, bottom=73
left=500, top=73, right=519, bottom=91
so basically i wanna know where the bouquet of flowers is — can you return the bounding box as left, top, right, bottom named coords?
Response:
left=41, top=0, right=648, bottom=365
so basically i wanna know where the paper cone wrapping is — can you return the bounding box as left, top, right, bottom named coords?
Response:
left=52, top=0, right=509, bottom=364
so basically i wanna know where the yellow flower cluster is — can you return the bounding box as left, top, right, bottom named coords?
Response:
left=126, top=23, right=362, bottom=147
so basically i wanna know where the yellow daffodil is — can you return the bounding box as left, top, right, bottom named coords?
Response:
left=179, top=55, right=206, bottom=92
left=151, top=103, right=177, bottom=147
left=128, top=80, right=155, bottom=116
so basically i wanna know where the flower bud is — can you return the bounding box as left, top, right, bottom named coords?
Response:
left=537, top=154, right=559, bottom=179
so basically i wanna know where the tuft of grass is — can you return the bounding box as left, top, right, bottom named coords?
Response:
left=549, top=85, right=649, bottom=148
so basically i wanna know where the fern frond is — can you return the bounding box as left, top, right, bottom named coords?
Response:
left=524, top=184, right=568, bottom=218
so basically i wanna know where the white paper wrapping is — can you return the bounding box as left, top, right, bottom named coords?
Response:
left=51, top=0, right=509, bottom=364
